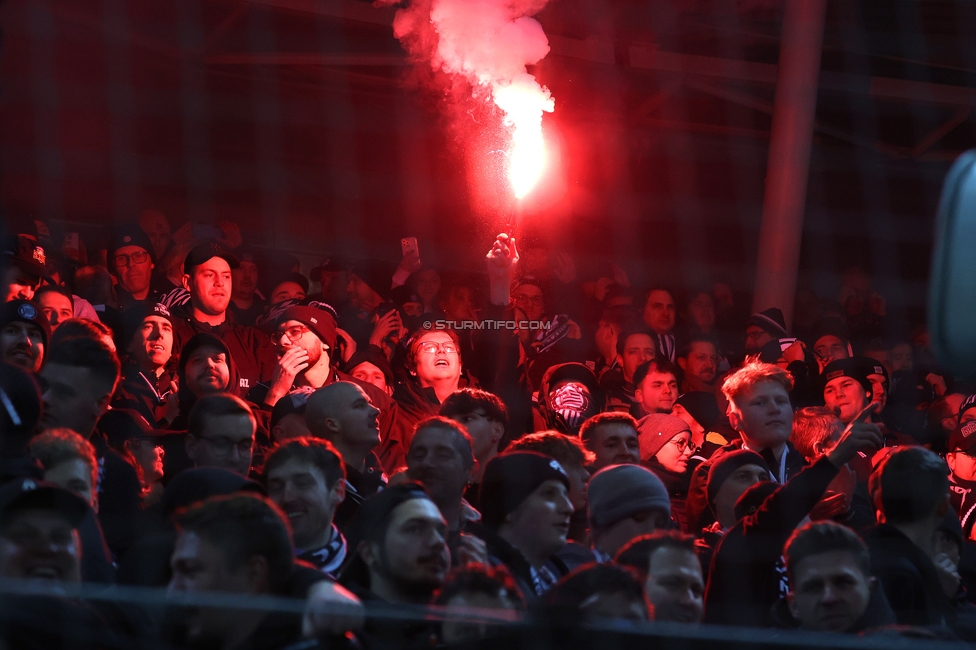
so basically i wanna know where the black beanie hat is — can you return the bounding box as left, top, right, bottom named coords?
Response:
left=748, top=308, right=788, bottom=338
left=479, top=452, right=570, bottom=530
left=822, top=358, right=873, bottom=398
left=122, top=302, right=174, bottom=347
left=706, top=450, right=769, bottom=506
left=0, top=300, right=50, bottom=349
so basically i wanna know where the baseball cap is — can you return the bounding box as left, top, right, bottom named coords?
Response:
left=0, top=478, right=88, bottom=529
left=822, top=358, right=873, bottom=397
left=948, top=420, right=976, bottom=454
left=3, top=235, right=48, bottom=280
left=184, top=242, right=240, bottom=275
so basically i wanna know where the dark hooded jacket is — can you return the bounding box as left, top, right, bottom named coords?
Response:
left=532, top=362, right=606, bottom=435
left=703, top=456, right=841, bottom=627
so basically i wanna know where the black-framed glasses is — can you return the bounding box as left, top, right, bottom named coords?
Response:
left=200, top=436, right=253, bottom=456
left=114, top=251, right=150, bottom=267
left=272, top=325, right=311, bottom=344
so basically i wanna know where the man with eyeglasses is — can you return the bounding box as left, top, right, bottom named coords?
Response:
left=185, top=393, right=257, bottom=477
left=392, top=330, right=465, bottom=447
left=261, top=300, right=407, bottom=474
left=107, top=223, right=158, bottom=309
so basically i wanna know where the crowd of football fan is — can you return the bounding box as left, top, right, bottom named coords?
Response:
left=1, top=212, right=975, bottom=648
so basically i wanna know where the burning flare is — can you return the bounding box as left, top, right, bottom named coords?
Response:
left=385, top=0, right=555, bottom=199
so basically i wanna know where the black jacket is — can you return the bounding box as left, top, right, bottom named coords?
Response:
left=173, top=310, right=277, bottom=398
left=866, top=523, right=953, bottom=630
left=111, top=358, right=177, bottom=427
left=686, top=438, right=807, bottom=535
left=465, top=521, right=570, bottom=600
left=704, top=456, right=840, bottom=627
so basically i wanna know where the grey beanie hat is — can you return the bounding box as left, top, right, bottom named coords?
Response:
left=587, top=464, right=671, bottom=529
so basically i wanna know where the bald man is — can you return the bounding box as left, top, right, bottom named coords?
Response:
left=306, top=381, right=387, bottom=530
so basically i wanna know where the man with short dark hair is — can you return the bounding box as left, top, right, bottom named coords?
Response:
left=34, top=285, right=74, bottom=331
left=614, top=530, right=704, bottom=624
left=587, top=464, right=671, bottom=560
left=439, top=388, right=509, bottom=485
left=633, top=358, right=679, bottom=417
left=229, top=248, right=265, bottom=327
left=866, top=446, right=954, bottom=629
left=185, top=393, right=257, bottom=477
left=168, top=493, right=304, bottom=648
left=0, top=299, right=49, bottom=373
left=263, top=437, right=347, bottom=575
left=578, top=412, right=640, bottom=472
left=784, top=521, right=893, bottom=633
left=677, top=335, right=719, bottom=394
left=406, top=417, right=477, bottom=533
left=600, top=326, right=656, bottom=412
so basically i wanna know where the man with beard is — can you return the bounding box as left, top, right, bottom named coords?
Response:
left=264, top=437, right=347, bottom=575
left=306, top=382, right=386, bottom=530
left=261, top=300, right=406, bottom=473
left=339, top=484, right=450, bottom=648
left=107, top=224, right=157, bottom=309
left=677, top=335, right=720, bottom=394
left=175, top=242, right=275, bottom=398
left=405, top=417, right=488, bottom=565
left=0, top=299, right=48, bottom=374
left=633, top=358, right=680, bottom=417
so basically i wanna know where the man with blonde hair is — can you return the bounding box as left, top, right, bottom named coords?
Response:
left=685, top=361, right=808, bottom=534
